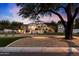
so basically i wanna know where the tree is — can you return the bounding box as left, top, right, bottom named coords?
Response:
left=0, top=20, right=10, bottom=29
left=11, top=22, right=23, bottom=30
left=0, top=20, right=23, bottom=30
left=17, top=3, right=79, bottom=40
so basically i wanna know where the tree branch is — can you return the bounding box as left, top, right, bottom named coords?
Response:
left=72, top=7, right=79, bottom=20
left=50, top=10, right=66, bottom=27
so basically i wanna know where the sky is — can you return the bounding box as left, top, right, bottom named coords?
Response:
left=0, top=3, right=67, bottom=24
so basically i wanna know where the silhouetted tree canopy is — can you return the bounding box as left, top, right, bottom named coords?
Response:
left=0, top=20, right=23, bottom=30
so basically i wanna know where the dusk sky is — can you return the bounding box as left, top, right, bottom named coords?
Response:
left=0, top=3, right=67, bottom=24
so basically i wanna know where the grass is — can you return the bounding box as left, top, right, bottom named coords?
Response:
left=0, top=36, right=25, bottom=47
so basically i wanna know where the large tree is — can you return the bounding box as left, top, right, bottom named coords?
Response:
left=17, top=3, right=79, bottom=40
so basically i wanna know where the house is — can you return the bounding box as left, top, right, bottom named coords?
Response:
left=73, top=29, right=79, bottom=33
left=22, top=22, right=55, bottom=34
left=58, top=24, right=64, bottom=33
left=3, top=29, right=17, bottom=33
left=58, top=24, right=79, bottom=34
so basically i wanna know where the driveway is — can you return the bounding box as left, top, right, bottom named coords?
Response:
left=7, top=35, right=79, bottom=47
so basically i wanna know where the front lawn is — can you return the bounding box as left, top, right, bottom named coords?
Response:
left=0, top=37, right=25, bottom=47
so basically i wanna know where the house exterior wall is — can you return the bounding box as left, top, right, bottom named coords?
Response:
left=58, top=24, right=64, bottom=33
left=27, top=23, right=54, bottom=34
left=73, top=29, right=79, bottom=33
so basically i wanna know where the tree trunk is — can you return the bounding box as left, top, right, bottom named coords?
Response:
left=64, top=4, right=73, bottom=40
left=64, top=22, right=73, bottom=40
left=51, top=4, right=78, bottom=40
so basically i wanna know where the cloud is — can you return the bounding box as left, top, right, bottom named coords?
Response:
left=8, top=4, right=34, bottom=24
left=9, top=4, right=23, bottom=22
left=39, top=14, right=60, bottom=23
left=1, top=4, right=67, bottom=24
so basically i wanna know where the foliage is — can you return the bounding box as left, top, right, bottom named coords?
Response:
left=11, top=21, right=23, bottom=30
left=0, top=20, right=23, bottom=30
left=0, top=20, right=10, bottom=29
left=74, top=18, right=79, bottom=29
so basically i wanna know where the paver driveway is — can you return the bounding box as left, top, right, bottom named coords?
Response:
left=3, top=35, right=79, bottom=56
left=7, top=35, right=79, bottom=47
